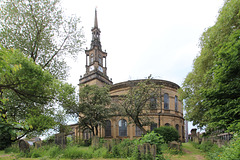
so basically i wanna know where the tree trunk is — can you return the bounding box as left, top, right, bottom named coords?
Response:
left=135, top=120, right=147, bottom=134
left=95, top=125, right=98, bottom=136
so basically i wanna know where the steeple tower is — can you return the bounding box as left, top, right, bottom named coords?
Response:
left=79, top=9, right=112, bottom=87
left=90, top=9, right=102, bottom=50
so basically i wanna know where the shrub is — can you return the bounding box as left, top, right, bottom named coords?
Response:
left=47, top=145, right=61, bottom=158
left=154, top=126, right=179, bottom=143
left=4, top=145, right=19, bottom=153
left=140, top=131, right=164, bottom=145
left=92, top=147, right=110, bottom=158
left=199, top=141, right=215, bottom=152
left=31, top=152, right=41, bottom=158
left=207, top=133, right=240, bottom=160
left=111, top=139, right=138, bottom=159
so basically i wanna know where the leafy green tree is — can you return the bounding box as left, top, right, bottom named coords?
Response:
left=154, top=126, right=179, bottom=143
left=0, top=0, right=84, bottom=79
left=181, top=0, right=240, bottom=132
left=0, top=46, right=76, bottom=149
left=119, top=77, right=160, bottom=134
left=64, top=85, right=111, bottom=136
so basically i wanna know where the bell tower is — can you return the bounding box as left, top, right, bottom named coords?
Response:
left=79, top=9, right=113, bottom=87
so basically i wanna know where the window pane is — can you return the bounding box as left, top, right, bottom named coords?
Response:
left=119, top=119, right=127, bottom=137
left=150, top=123, right=157, bottom=131
left=135, top=126, right=143, bottom=136
left=175, top=124, right=179, bottom=131
left=105, top=120, right=111, bottom=137
left=175, top=96, right=178, bottom=111
left=164, top=94, right=169, bottom=109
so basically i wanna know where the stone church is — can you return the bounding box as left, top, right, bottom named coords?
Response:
left=72, top=10, right=185, bottom=142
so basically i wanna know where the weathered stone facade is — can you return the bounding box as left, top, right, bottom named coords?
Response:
left=73, top=10, right=185, bottom=142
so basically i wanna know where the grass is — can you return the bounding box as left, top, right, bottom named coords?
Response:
left=0, top=142, right=207, bottom=160
left=163, top=142, right=206, bottom=160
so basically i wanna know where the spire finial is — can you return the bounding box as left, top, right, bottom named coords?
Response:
left=94, top=8, right=98, bottom=28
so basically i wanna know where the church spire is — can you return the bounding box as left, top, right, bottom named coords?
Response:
left=91, top=9, right=101, bottom=50
left=94, top=8, right=98, bottom=28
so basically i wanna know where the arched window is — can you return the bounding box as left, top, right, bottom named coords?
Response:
left=105, top=120, right=111, bottom=137
left=150, top=96, right=157, bottom=109
left=119, top=119, right=127, bottom=137
left=164, top=93, right=169, bottom=110
left=165, top=123, right=170, bottom=126
left=175, top=96, right=178, bottom=111
left=175, top=124, right=179, bottom=132
left=135, top=126, right=143, bottom=137
left=83, top=129, right=91, bottom=140
left=150, top=123, right=157, bottom=131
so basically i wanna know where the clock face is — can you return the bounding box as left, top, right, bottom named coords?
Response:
left=90, top=65, right=94, bottom=71
left=98, top=66, right=103, bottom=72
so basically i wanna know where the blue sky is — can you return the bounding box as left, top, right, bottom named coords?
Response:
left=62, top=0, right=225, bottom=133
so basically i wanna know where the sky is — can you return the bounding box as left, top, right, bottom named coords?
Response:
left=61, top=0, right=225, bottom=133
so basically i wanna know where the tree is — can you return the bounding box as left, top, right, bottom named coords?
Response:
left=181, top=0, right=240, bottom=133
left=64, top=85, right=111, bottom=136
left=0, top=0, right=84, bottom=79
left=0, top=46, right=76, bottom=149
left=119, top=77, right=160, bottom=134
left=154, top=126, right=179, bottom=143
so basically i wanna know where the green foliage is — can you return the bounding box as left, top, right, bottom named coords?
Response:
left=154, top=126, right=179, bottom=143
left=63, top=146, right=93, bottom=159
left=47, top=145, right=61, bottom=158
left=181, top=0, right=240, bottom=132
left=119, top=76, right=161, bottom=134
left=111, top=139, right=136, bottom=158
left=64, top=85, right=111, bottom=136
left=0, top=46, right=77, bottom=149
left=92, top=147, right=110, bottom=158
left=4, top=145, right=19, bottom=153
left=199, top=141, right=215, bottom=152
left=0, top=0, right=84, bottom=79
left=207, top=134, right=240, bottom=160
left=140, top=131, right=164, bottom=146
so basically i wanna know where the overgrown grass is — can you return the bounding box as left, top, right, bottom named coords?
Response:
left=190, top=134, right=240, bottom=160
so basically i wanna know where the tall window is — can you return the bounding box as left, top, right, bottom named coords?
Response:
left=119, top=119, right=127, bottom=137
left=175, top=96, right=178, bottom=111
left=135, top=126, right=143, bottom=136
left=105, top=120, right=111, bottom=137
left=164, top=93, right=169, bottom=110
left=150, top=96, right=157, bottom=109
left=175, top=124, right=179, bottom=132
left=150, top=123, right=157, bottom=131
left=83, top=129, right=91, bottom=140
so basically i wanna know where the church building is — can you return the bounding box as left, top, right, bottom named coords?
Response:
left=73, top=10, right=185, bottom=142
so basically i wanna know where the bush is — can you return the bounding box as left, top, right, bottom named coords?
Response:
left=199, top=141, right=215, bottom=152
left=47, top=145, right=61, bottom=158
left=111, top=139, right=136, bottom=158
left=207, top=133, right=240, bottom=160
left=4, top=145, right=19, bottom=153
left=92, top=147, right=110, bottom=158
left=154, top=126, right=179, bottom=143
